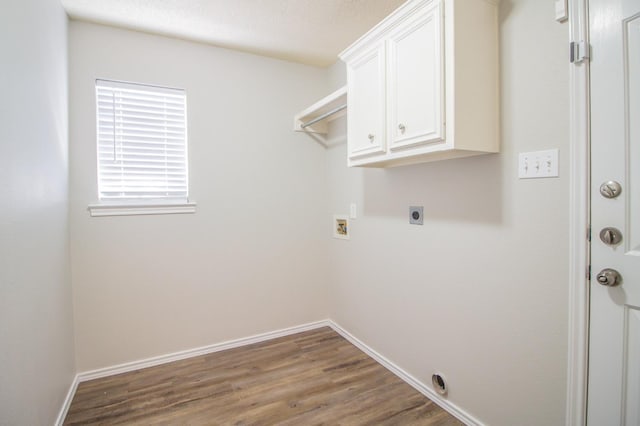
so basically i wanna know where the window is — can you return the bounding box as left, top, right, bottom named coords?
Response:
left=90, top=79, right=195, bottom=216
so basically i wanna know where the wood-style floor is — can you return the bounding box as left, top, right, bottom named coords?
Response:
left=65, top=327, right=463, bottom=425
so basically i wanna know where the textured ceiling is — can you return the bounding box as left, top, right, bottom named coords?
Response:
left=60, top=0, right=406, bottom=67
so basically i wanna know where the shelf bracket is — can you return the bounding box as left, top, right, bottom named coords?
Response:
left=293, top=86, right=347, bottom=147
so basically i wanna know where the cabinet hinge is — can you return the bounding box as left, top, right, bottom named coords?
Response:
left=587, top=225, right=591, bottom=242
left=587, top=264, right=591, bottom=281
left=570, top=41, right=590, bottom=64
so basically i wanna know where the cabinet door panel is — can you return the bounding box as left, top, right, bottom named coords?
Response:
left=388, top=1, right=443, bottom=150
left=347, top=46, right=386, bottom=159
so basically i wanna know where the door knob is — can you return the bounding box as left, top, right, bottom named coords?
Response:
left=599, top=227, right=623, bottom=246
left=600, top=181, right=622, bottom=199
left=398, top=123, right=406, bottom=133
left=595, top=268, right=622, bottom=287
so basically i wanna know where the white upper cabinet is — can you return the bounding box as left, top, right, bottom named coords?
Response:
left=340, top=0, right=500, bottom=167
left=388, top=1, right=443, bottom=151
left=347, top=45, right=386, bottom=159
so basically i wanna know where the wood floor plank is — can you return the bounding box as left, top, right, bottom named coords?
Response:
left=64, top=327, right=463, bottom=425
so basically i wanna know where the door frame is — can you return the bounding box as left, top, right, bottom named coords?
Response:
left=566, top=0, right=590, bottom=425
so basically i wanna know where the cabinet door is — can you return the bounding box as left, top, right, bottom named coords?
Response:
left=387, top=0, right=444, bottom=151
left=347, top=45, right=386, bottom=160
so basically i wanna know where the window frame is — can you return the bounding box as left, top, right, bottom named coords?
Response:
left=89, top=79, right=196, bottom=217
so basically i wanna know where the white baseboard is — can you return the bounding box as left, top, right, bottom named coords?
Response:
left=327, top=320, right=483, bottom=426
left=77, top=320, right=330, bottom=382
left=55, top=374, right=79, bottom=426
left=61, top=319, right=479, bottom=426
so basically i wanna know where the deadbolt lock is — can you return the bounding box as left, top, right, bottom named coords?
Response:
left=595, top=268, right=622, bottom=287
left=599, top=227, right=623, bottom=246
left=599, top=181, right=622, bottom=199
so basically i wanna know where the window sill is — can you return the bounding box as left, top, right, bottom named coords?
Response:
left=88, top=201, right=197, bottom=217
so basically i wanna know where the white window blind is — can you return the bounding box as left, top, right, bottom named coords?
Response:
left=95, top=79, right=188, bottom=202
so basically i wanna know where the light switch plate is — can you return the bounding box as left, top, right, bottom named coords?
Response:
left=555, top=0, right=568, bottom=22
left=518, top=149, right=559, bottom=179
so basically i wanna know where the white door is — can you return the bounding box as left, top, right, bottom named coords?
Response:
left=589, top=0, right=640, bottom=424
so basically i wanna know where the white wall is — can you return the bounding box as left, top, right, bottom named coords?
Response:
left=68, top=22, right=330, bottom=371
left=67, top=1, right=572, bottom=423
left=326, top=1, right=570, bottom=425
left=0, top=0, right=76, bottom=424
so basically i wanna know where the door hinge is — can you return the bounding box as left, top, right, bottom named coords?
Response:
left=587, top=225, right=591, bottom=242
left=587, top=264, right=591, bottom=281
left=570, top=41, right=590, bottom=64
